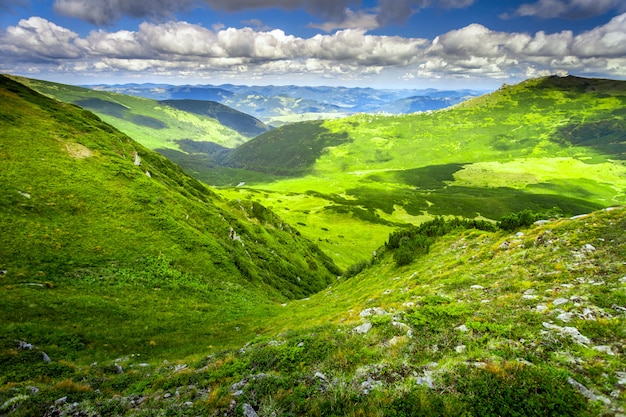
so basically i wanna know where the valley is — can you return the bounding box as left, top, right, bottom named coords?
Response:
left=0, top=74, right=625, bottom=416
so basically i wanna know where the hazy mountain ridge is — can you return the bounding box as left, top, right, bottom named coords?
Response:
left=87, top=83, right=486, bottom=124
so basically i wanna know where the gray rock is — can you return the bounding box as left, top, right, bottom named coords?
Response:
left=557, top=312, right=574, bottom=322
left=354, top=322, right=373, bottom=334
left=359, top=307, right=387, bottom=317
left=470, top=285, right=484, bottom=290
left=552, top=298, right=569, bottom=306
left=55, top=396, right=67, bottom=405
left=114, top=363, right=124, bottom=374
left=581, top=244, right=596, bottom=253
left=567, top=377, right=611, bottom=405
left=415, top=371, right=434, bottom=388
left=593, top=345, right=615, bottom=355
left=243, top=403, right=258, bottom=417
left=314, top=372, right=327, bottom=381
left=42, top=352, right=51, bottom=362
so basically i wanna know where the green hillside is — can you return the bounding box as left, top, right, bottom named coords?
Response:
left=220, top=76, right=626, bottom=268
left=8, top=76, right=262, bottom=152
left=0, top=74, right=339, bottom=363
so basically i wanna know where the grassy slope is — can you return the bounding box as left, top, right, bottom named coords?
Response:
left=219, top=76, right=626, bottom=268
left=3, top=203, right=624, bottom=416
left=8, top=75, right=250, bottom=151
left=0, top=75, right=340, bottom=367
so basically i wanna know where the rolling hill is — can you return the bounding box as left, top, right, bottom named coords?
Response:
left=219, top=75, right=626, bottom=268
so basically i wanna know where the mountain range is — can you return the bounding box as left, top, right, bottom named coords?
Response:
left=88, top=83, right=485, bottom=126
left=0, top=74, right=624, bottom=417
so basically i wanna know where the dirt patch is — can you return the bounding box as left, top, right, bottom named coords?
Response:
left=66, top=143, right=93, bottom=159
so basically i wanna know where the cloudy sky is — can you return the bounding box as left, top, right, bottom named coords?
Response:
left=1, top=0, right=625, bottom=88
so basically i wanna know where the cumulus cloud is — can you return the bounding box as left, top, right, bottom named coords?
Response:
left=308, top=8, right=380, bottom=32
left=508, top=0, right=626, bottom=19
left=2, top=13, right=626, bottom=83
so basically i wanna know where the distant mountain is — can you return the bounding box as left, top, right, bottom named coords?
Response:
left=86, top=83, right=487, bottom=124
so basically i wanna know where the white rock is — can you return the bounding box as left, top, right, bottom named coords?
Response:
left=581, top=244, right=596, bottom=253
left=552, top=298, right=569, bottom=306
left=470, top=285, right=484, bottom=290
left=455, top=325, right=469, bottom=332
left=557, top=312, right=574, bottom=322
left=354, top=322, right=373, bottom=334
left=455, top=345, right=467, bottom=353
left=535, top=305, right=549, bottom=313
left=593, top=345, right=615, bottom=355
left=359, top=307, right=387, bottom=317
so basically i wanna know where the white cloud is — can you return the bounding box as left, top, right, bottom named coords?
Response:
left=1, top=13, right=626, bottom=84
left=308, top=8, right=380, bottom=32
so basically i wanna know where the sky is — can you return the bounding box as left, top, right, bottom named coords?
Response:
left=0, top=0, right=625, bottom=89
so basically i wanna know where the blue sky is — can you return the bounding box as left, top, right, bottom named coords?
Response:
left=1, top=0, right=625, bottom=88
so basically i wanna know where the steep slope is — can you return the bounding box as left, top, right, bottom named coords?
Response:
left=220, top=75, right=626, bottom=267
left=0, top=75, right=339, bottom=362
left=3, top=205, right=624, bottom=416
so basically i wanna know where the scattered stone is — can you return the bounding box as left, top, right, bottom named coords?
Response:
left=415, top=371, right=434, bottom=388
left=383, top=289, right=393, bottom=295
left=114, top=363, right=124, bottom=374
left=567, top=377, right=611, bottom=405
left=359, top=307, right=387, bottom=317
left=174, top=364, right=188, bottom=372
left=133, top=152, right=141, bottom=166
left=55, top=396, right=67, bottom=405
left=297, top=342, right=305, bottom=347
left=353, top=322, right=373, bottom=334
left=16, top=340, right=33, bottom=350
left=28, top=386, right=39, bottom=394
left=470, top=285, right=484, bottom=290
left=0, top=270, right=7, bottom=275
left=619, top=276, right=626, bottom=285
left=455, top=324, right=469, bottom=332
left=556, top=312, right=574, bottom=323
left=534, top=220, right=551, bottom=226
left=314, top=372, right=327, bottom=381
left=535, top=305, right=548, bottom=313
left=552, top=298, right=569, bottom=306
left=360, top=377, right=383, bottom=395
left=581, top=244, right=596, bottom=253
left=455, top=345, right=467, bottom=353
left=242, top=403, right=259, bottom=417
left=593, top=345, right=615, bottom=356
left=543, top=322, right=590, bottom=345
left=18, top=191, right=31, bottom=199
left=392, top=321, right=412, bottom=337
left=42, top=352, right=51, bottom=362
left=183, top=401, right=193, bottom=407
left=616, top=372, right=626, bottom=386
left=499, top=241, right=511, bottom=250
